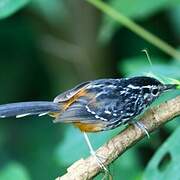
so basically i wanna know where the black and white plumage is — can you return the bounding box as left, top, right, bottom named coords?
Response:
left=0, top=76, right=177, bottom=132
left=53, top=76, right=177, bottom=131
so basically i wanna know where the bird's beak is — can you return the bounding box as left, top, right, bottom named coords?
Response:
left=163, top=84, right=178, bottom=91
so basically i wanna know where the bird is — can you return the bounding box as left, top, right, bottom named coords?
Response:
left=0, top=76, right=178, bottom=171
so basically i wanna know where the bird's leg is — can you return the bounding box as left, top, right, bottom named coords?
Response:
left=83, top=132, right=108, bottom=172
left=129, top=120, right=150, bottom=138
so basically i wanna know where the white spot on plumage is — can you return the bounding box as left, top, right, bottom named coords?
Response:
left=0, top=115, right=6, bottom=118
left=86, top=105, right=107, bottom=121
left=128, top=84, right=140, bottom=89
left=91, top=111, right=96, bottom=115
left=85, top=105, right=91, bottom=112
left=128, top=84, right=153, bottom=90
left=113, top=113, right=117, bottom=116
left=143, top=85, right=153, bottom=89
left=85, top=105, right=96, bottom=115
left=86, top=84, right=103, bottom=89
left=104, top=110, right=111, bottom=114
left=94, top=114, right=107, bottom=121
left=100, top=117, right=107, bottom=121
left=144, top=93, right=149, bottom=99
left=107, top=85, right=117, bottom=88
left=120, top=90, right=126, bottom=95
left=16, top=113, right=31, bottom=118
left=95, top=92, right=106, bottom=98
left=38, top=112, right=49, bottom=117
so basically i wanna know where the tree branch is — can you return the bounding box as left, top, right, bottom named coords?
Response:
left=56, top=96, right=180, bottom=180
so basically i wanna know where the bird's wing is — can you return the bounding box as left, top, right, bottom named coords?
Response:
left=53, top=81, right=91, bottom=102
left=54, top=81, right=123, bottom=125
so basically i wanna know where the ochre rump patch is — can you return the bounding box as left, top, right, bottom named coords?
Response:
left=73, top=122, right=104, bottom=132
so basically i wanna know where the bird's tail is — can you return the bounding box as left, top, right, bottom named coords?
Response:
left=0, top=101, right=60, bottom=118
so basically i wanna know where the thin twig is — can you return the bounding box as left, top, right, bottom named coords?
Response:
left=56, top=96, right=180, bottom=180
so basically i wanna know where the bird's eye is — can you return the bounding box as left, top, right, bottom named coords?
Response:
left=152, top=88, right=159, bottom=96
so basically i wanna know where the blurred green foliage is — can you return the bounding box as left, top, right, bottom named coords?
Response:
left=144, top=126, right=180, bottom=180
left=0, top=0, right=179, bottom=180
left=0, top=0, right=29, bottom=19
left=99, top=0, right=180, bottom=43
left=0, top=162, right=30, bottom=180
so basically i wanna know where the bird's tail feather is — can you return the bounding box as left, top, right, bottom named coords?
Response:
left=0, top=101, right=60, bottom=118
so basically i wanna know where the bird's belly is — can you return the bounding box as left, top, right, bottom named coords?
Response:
left=73, top=122, right=105, bottom=132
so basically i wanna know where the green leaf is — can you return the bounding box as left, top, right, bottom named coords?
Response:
left=0, top=0, right=30, bottom=19
left=0, top=162, right=30, bottom=180
left=144, top=126, right=180, bottom=180
left=99, top=0, right=180, bottom=44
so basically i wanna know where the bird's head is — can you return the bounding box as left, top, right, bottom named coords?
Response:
left=126, top=76, right=178, bottom=103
